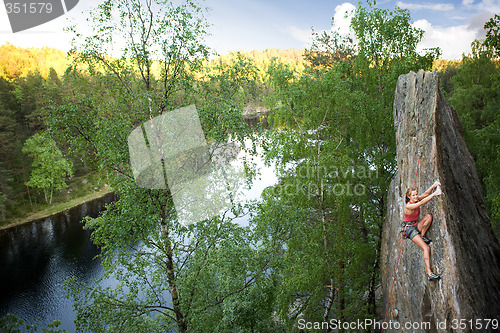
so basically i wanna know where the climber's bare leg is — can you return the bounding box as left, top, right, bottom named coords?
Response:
left=412, top=235, right=432, bottom=275
left=418, top=214, right=433, bottom=237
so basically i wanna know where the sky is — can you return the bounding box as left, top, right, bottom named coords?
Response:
left=0, top=0, right=498, bottom=60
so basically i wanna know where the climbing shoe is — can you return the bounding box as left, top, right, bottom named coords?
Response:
left=422, top=235, right=432, bottom=245
left=428, top=272, right=440, bottom=281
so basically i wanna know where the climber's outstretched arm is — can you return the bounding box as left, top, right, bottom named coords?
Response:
left=407, top=186, right=442, bottom=210
left=418, top=180, right=441, bottom=201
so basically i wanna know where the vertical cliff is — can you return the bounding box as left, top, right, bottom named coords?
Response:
left=380, top=70, right=500, bottom=332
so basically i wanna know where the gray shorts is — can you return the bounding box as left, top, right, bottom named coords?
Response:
left=403, top=222, right=419, bottom=240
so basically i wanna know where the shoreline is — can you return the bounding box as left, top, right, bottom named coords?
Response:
left=0, top=186, right=114, bottom=231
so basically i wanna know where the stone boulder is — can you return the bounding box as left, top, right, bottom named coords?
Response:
left=380, top=70, right=500, bottom=332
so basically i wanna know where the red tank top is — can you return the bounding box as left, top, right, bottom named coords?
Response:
left=404, top=207, right=420, bottom=222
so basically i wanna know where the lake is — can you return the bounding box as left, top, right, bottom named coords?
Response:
left=0, top=192, right=116, bottom=331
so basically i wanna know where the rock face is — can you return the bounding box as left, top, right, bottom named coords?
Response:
left=380, top=70, right=500, bottom=332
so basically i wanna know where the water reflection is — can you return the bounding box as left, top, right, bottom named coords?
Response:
left=0, top=193, right=115, bottom=331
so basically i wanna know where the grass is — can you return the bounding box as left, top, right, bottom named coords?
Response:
left=0, top=172, right=113, bottom=230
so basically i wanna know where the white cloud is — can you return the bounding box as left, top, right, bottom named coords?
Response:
left=414, top=19, right=481, bottom=59
left=286, top=26, right=313, bottom=45
left=397, top=1, right=454, bottom=11
left=332, top=2, right=356, bottom=36
left=467, top=12, right=493, bottom=38
left=462, top=0, right=500, bottom=12
left=474, top=0, right=500, bottom=12
left=287, top=2, right=356, bottom=46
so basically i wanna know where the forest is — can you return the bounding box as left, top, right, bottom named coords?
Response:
left=0, top=0, right=499, bottom=331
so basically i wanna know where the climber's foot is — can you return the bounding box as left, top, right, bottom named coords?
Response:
left=422, top=235, right=432, bottom=245
left=428, top=272, right=440, bottom=281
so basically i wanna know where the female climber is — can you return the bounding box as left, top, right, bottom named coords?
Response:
left=403, top=181, right=442, bottom=281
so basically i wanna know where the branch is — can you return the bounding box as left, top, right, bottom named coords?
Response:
left=199, top=261, right=270, bottom=312
left=93, top=53, right=133, bottom=95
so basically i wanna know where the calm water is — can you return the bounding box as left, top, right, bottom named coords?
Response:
left=0, top=147, right=277, bottom=332
left=0, top=193, right=115, bottom=331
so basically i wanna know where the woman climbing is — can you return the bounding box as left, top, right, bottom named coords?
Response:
left=403, top=181, right=442, bottom=281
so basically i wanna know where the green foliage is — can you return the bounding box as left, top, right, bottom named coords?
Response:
left=350, top=0, right=439, bottom=100
left=210, top=49, right=306, bottom=82
left=263, top=63, right=383, bottom=325
left=0, top=78, right=22, bottom=221
left=258, top=0, right=440, bottom=327
left=0, top=97, right=18, bottom=219
left=6, top=0, right=500, bottom=331
left=63, top=186, right=275, bottom=332
left=66, top=0, right=210, bottom=113
left=0, top=64, right=70, bottom=221
left=304, top=29, right=356, bottom=71
left=198, top=52, right=259, bottom=142
left=434, top=59, right=461, bottom=97
left=352, top=0, right=423, bottom=60
left=484, top=14, right=500, bottom=59
left=14, top=70, right=46, bottom=131
left=449, top=39, right=500, bottom=235
left=0, top=314, right=37, bottom=333
left=22, top=132, right=73, bottom=204
left=0, top=314, right=68, bottom=333
left=44, top=1, right=278, bottom=332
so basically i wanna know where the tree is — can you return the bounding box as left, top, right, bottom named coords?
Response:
left=41, top=1, right=277, bottom=332
left=259, top=0, right=440, bottom=325
left=0, top=79, right=24, bottom=220
left=0, top=104, right=17, bottom=220
left=484, top=14, right=500, bottom=59
left=264, top=59, right=383, bottom=326
left=0, top=158, right=11, bottom=221
left=449, top=39, right=500, bottom=236
left=304, top=29, right=356, bottom=71
left=0, top=43, right=68, bottom=80
left=435, top=59, right=461, bottom=97
left=22, top=132, right=73, bottom=204
left=14, top=70, right=46, bottom=132
left=350, top=0, right=439, bottom=100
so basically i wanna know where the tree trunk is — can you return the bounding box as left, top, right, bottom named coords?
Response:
left=367, top=255, right=378, bottom=316
left=338, top=260, right=345, bottom=321
left=49, top=184, right=53, bottom=204
left=323, top=278, right=335, bottom=329
left=26, top=185, right=33, bottom=208
left=161, top=221, right=187, bottom=333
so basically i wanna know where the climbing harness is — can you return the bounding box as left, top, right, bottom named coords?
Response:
left=382, top=155, right=422, bottom=332
left=402, top=221, right=419, bottom=240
